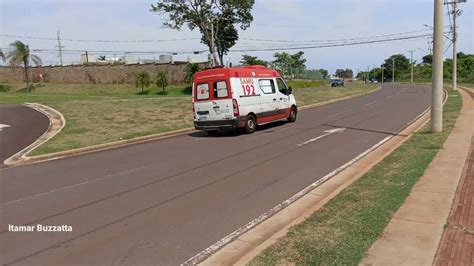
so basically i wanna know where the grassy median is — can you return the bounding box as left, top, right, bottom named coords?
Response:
left=0, top=82, right=375, bottom=155
left=251, top=87, right=462, bottom=265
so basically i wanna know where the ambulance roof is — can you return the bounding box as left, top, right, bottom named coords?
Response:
left=194, top=65, right=281, bottom=82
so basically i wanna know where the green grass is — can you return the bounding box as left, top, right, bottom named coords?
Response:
left=287, top=79, right=327, bottom=89
left=292, top=82, right=377, bottom=106
left=251, top=87, right=462, bottom=265
left=0, top=81, right=375, bottom=156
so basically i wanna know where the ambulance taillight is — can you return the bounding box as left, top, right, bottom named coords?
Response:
left=232, top=99, right=239, bottom=117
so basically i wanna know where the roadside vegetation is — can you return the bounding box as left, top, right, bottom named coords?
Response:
left=0, top=81, right=375, bottom=155
left=251, top=86, right=462, bottom=265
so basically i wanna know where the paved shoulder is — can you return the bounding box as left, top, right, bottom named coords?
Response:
left=0, top=104, right=50, bottom=166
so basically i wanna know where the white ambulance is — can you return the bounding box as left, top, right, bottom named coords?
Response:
left=192, top=65, right=297, bottom=134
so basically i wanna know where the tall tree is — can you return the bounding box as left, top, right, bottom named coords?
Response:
left=201, top=18, right=238, bottom=65
left=273, top=51, right=306, bottom=77
left=382, top=54, right=410, bottom=80
left=6, top=41, right=42, bottom=92
left=240, top=55, right=267, bottom=66
left=151, top=0, right=254, bottom=66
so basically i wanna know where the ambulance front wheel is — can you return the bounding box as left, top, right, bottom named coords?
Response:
left=287, top=106, right=297, bottom=123
left=243, top=115, right=256, bottom=134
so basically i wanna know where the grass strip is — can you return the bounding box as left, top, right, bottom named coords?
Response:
left=251, top=87, right=462, bottom=265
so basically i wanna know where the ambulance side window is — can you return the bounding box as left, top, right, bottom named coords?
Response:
left=276, top=78, right=288, bottom=94
left=196, top=83, right=210, bottom=100
left=214, top=81, right=228, bottom=98
left=258, top=79, right=275, bottom=94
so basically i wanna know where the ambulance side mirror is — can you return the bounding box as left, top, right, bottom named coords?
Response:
left=287, top=86, right=293, bottom=95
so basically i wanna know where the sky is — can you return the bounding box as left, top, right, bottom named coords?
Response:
left=1, top=0, right=473, bottom=74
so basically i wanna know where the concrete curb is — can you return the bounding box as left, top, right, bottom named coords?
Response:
left=362, top=87, right=472, bottom=265
left=3, top=103, right=66, bottom=165
left=6, top=86, right=380, bottom=166
left=197, top=86, right=440, bottom=265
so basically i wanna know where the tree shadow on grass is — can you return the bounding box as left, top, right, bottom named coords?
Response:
left=136, top=90, right=150, bottom=95
left=181, top=86, right=192, bottom=95
left=157, top=90, right=169, bottom=95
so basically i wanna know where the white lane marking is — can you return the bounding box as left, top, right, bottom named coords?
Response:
left=0, top=166, right=148, bottom=207
left=183, top=136, right=392, bottom=265
left=0, top=124, right=11, bottom=131
left=297, top=128, right=346, bottom=147
left=328, top=109, right=352, bottom=117
left=364, top=101, right=377, bottom=106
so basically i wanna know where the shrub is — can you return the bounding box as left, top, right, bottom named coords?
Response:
left=185, top=63, right=200, bottom=84
left=135, top=71, right=151, bottom=93
left=0, top=84, right=11, bottom=93
left=156, top=70, right=169, bottom=94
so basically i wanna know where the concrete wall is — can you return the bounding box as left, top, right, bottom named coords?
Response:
left=0, top=62, right=208, bottom=84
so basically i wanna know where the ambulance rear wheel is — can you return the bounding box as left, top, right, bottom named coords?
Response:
left=287, top=106, right=297, bottom=122
left=243, top=115, right=256, bottom=134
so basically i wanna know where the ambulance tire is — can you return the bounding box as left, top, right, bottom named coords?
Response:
left=243, top=115, right=256, bottom=134
left=205, top=130, right=219, bottom=136
left=287, top=106, right=297, bottom=122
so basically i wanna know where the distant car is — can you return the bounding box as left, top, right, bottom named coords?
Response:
left=330, top=79, right=344, bottom=87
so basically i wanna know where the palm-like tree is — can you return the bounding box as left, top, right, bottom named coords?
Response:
left=6, top=41, right=42, bottom=92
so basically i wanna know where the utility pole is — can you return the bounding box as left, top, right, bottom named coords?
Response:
left=85, top=51, right=89, bottom=64
left=209, top=18, right=219, bottom=67
left=56, top=29, right=64, bottom=66
left=431, top=0, right=444, bottom=133
left=409, top=50, right=415, bottom=84
left=381, top=67, right=385, bottom=83
left=452, top=1, right=457, bottom=91
left=392, top=58, right=395, bottom=83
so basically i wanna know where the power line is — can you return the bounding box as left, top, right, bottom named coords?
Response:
left=229, top=34, right=433, bottom=52
left=0, top=34, right=201, bottom=43
left=0, top=28, right=443, bottom=45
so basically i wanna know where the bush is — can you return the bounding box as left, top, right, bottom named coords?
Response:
left=0, top=84, right=11, bottom=93
left=185, top=63, right=200, bottom=84
left=135, top=71, right=151, bottom=93
left=156, top=70, right=169, bottom=94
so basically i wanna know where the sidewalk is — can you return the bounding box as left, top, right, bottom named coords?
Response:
left=434, top=136, right=474, bottom=265
left=362, top=87, right=473, bottom=265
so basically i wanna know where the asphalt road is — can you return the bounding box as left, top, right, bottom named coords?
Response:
left=0, top=104, right=50, bottom=167
left=0, top=84, right=431, bottom=265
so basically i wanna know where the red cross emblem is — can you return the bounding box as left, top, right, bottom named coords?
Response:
left=200, top=88, right=206, bottom=95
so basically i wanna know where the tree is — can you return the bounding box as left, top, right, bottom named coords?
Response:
left=6, top=41, right=42, bottom=92
left=185, top=63, right=201, bottom=84
left=240, top=55, right=267, bottom=66
left=273, top=51, right=306, bottom=77
left=135, top=71, right=150, bottom=93
left=151, top=0, right=255, bottom=66
left=422, top=54, right=432, bottom=65
left=382, top=54, right=410, bottom=81
left=317, top=69, right=328, bottom=79
left=201, top=18, right=238, bottom=65
left=156, top=70, right=169, bottom=94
